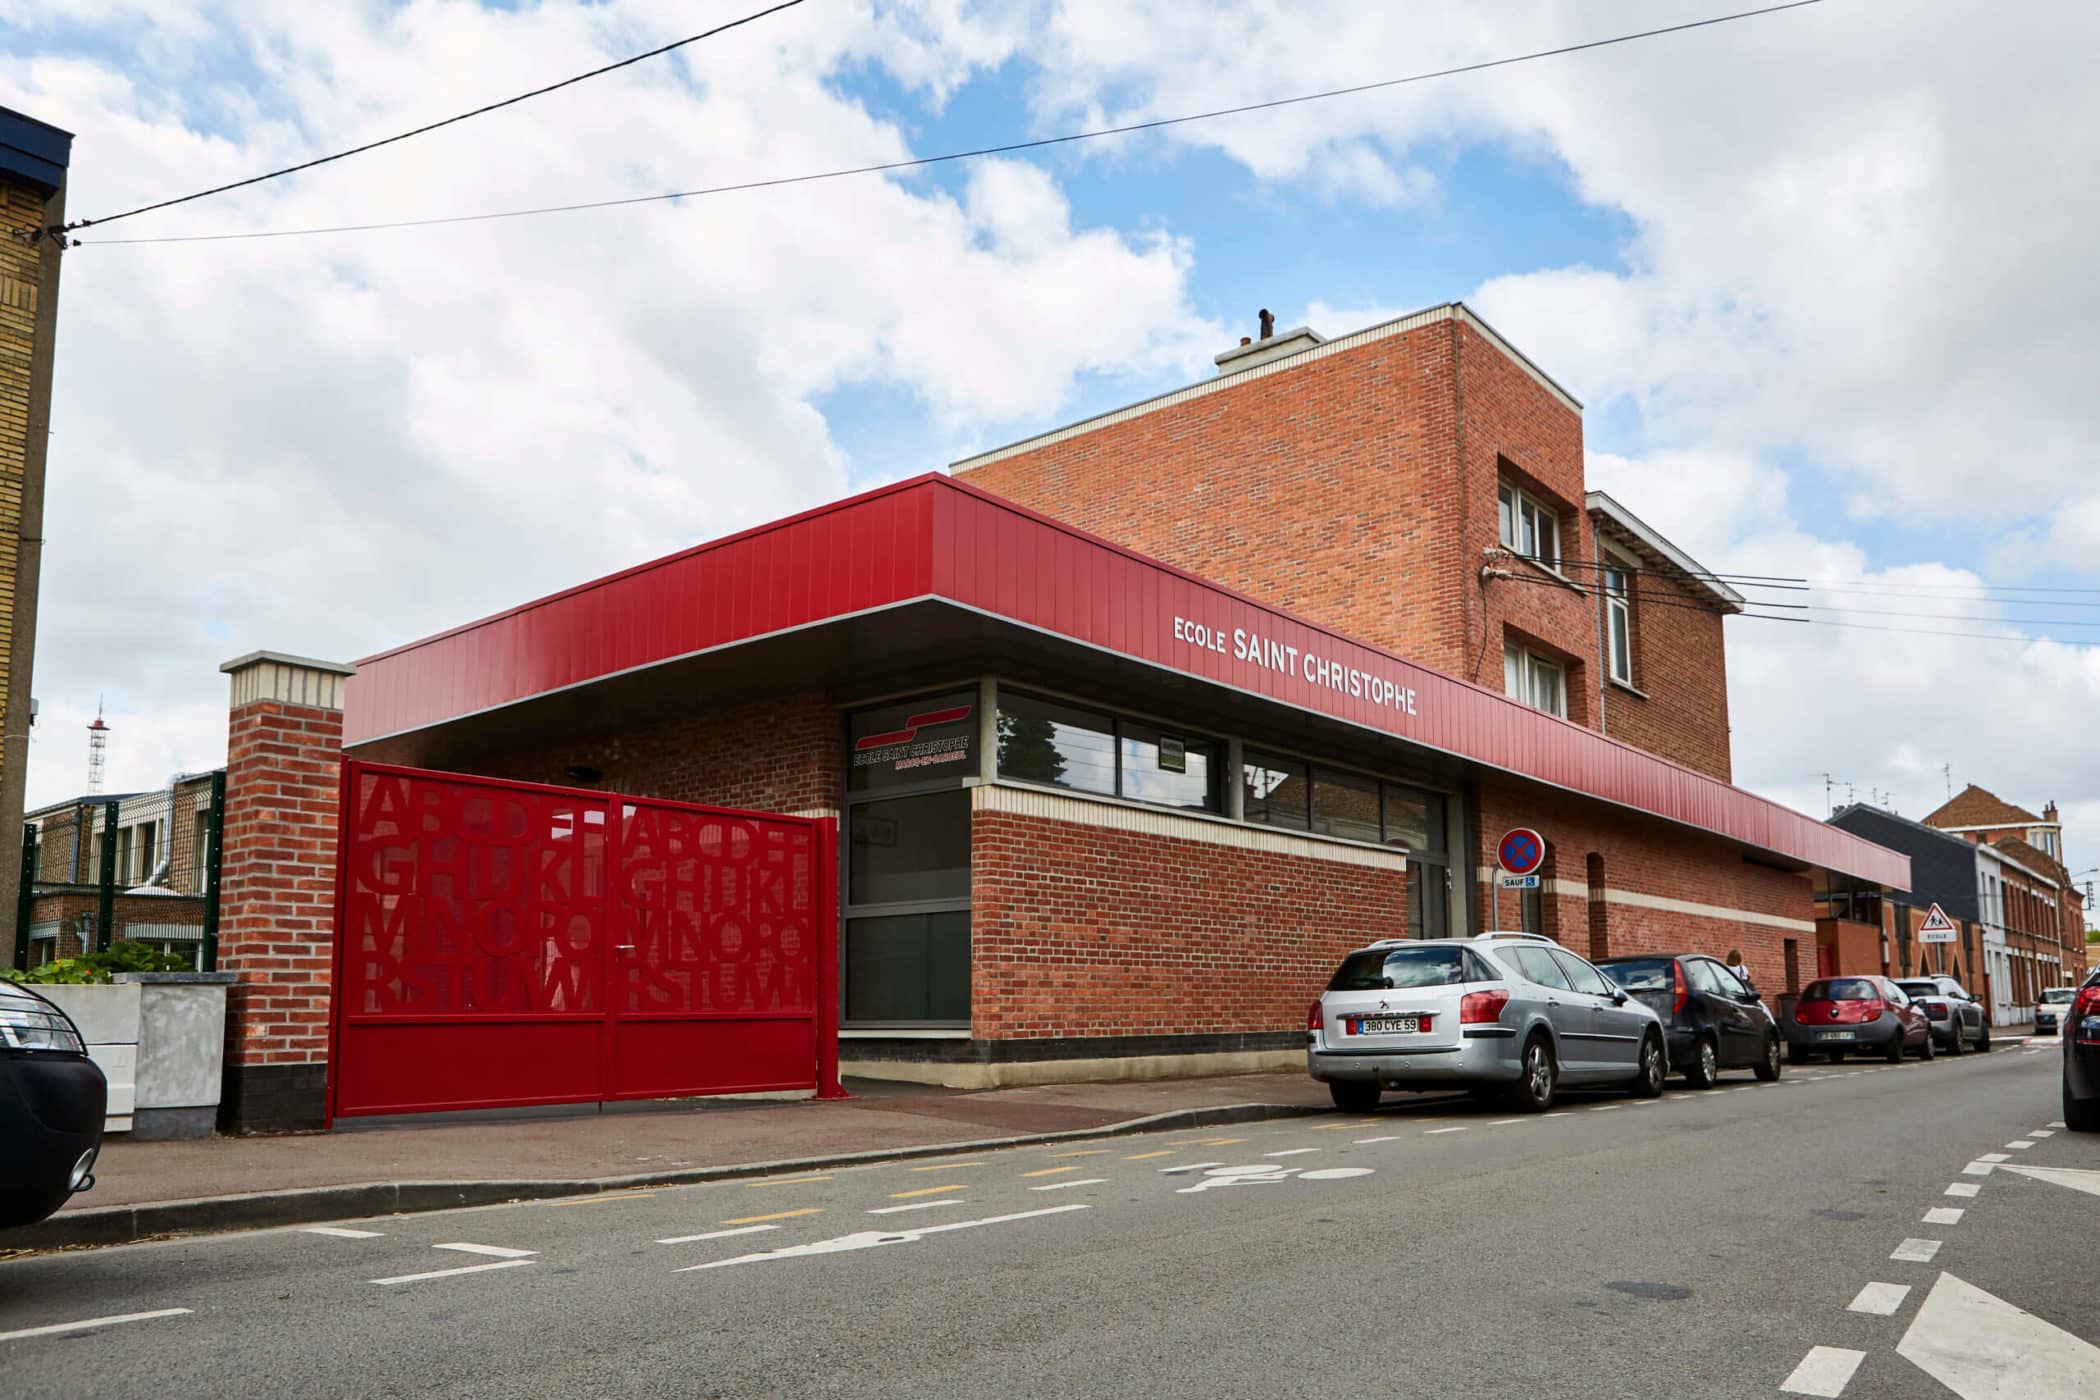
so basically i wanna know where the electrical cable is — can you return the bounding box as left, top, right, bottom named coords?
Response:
left=57, top=0, right=810, bottom=235
left=73, top=0, right=1827, bottom=246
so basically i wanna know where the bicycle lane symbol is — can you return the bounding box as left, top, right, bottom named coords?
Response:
left=1174, top=1164, right=1376, bottom=1194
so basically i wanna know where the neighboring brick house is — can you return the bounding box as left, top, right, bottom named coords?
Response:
left=954, top=307, right=1742, bottom=781
left=20, top=773, right=219, bottom=966
left=0, top=107, right=72, bottom=968
left=1921, top=784, right=2088, bottom=991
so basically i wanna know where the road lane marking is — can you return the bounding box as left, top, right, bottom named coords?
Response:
left=658, top=1224, right=779, bottom=1244
left=1944, top=1182, right=1981, bottom=1197
left=1199, top=1137, right=1250, bottom=1144
left=301, top=1226, right=382, bottom=1239
left=908, top=1161, right=981, bottom=1172
left=1310, top=1124, right=1357, bottom=1132
left=1891, top=1238, right=1942, bottom=1262
left=1354, top=1135, right=1401, bottom=1143
left=1961, top=1162, right=1995, bottom=1176
left=374, top=1261, right=532, bottom=1285
left=1124, top=1150, right=1176, bottom=1160
left=2028, top=1130, right=2054, bottom=1138
left=2004, top=1140, right=2035, bottom=1150
left=1050, top=1149, right=1110, bottom=1158
left=1425, top=1126, right=1469, bottom=1134
left=1486, top=1119, right=1525, bottom=1126
left=1978, top=1153, right=2010, bottom=1163
left=747, top=1174, right=833, bottom=1187
left=1924, top=1207, right=1964, bottom=1225
left=890, top=1185, right=969, bottom=1199
left=1542, top=1111, right=1570, bottom=1118
left=546, top=1190, right=657, bottom=1208
left=0, top=1309, right=192, bottom=1343
left=434, top=1243, right=535, bottom=1259
left=1897, top=1272, right=2100, bottom=1397
left=1020, top=1166, right=1078, bottom=1178
left=677, top=1205, right=1091, bottom=1272
left=2049, top=1120, right=2067, bottom=1128
left=1847, top=1282, right=1912, bottom=1316
left=1780, top=1345, right=1863, bottom=1397
left=1158, top=1162, right=1224, bottom=1175
left=723, top=1208, right=825, bottom=1225
left=2000, top=1164, right=2100, bottom=1199
left=1265, top=1148, right=1320, bottom=1157
left=1588, top=1104, right=1622, bottom=1112
left=867, top=1200, right=964, bottom=1215
left=1030, top=1178, right=1107, bottom=1191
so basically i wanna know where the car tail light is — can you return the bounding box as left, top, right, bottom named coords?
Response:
left=1673, top=961, right=1689, bottom=1014
left=2074, top=986, right=2100, bottom=1043
left=1417, top=1014, right=1436, bottom=1034
left=1856, top=999, right=1887, bottom=1023
left=1308, top=1001, right=1324, bottom=1032
left=1460, top=989, right=1511, bottom=1024
left=1925, top=999, right=1946, bottom=1020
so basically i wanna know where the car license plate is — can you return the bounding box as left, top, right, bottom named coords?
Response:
left=1355, top=1016, right=1420, bottom=1035
left=1816, top=1030, right=1855, bottom=1042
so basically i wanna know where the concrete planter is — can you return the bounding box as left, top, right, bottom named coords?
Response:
left=35, top=972, right=235, bottom=1139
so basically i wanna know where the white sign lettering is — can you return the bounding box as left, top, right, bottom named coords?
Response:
left=1172, top=615, right=1419, bottom=718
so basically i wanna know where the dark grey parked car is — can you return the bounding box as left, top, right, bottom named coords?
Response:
left=2063, top=969, right=2100, bottom=1132
left=1, top=979, right=106, bottom=1229
left=1895, top=976, right=1991, bottom=1055
left=1309, top=932, right=1666, bottom=1114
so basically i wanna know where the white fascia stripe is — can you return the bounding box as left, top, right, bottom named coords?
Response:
left=975, top=782, right=1408, bottom=872
left=1469, top=870, right=1815, bottom=932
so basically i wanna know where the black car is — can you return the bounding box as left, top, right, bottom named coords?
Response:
left=1597, top=953, right=1782, bottom=1086
left=1894, top=976, right=1992, bottom=1055
left=2064, top=969, right=2100, bottom=1133
left=0, top=979, right=106, bottom=1229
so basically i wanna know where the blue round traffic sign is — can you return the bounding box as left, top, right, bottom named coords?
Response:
left=1497, top=828, right=1546, bottom=877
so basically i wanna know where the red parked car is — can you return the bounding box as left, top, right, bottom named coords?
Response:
left=1782, top=975, right=1934, bottom=1064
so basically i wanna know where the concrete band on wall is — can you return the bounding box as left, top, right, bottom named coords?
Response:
left=1471, top=867, right=1816, bottom=933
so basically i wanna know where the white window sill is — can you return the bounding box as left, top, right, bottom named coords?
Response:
left=1608, top=677, right=1649, bottom=701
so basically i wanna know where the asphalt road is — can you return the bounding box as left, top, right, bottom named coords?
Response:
left=3, top=1040, right=2094, bottom=1399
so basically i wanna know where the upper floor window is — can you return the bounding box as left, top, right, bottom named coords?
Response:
left=1603, top=553, right=1635, bottom=686
left=1498, top=480, right=1560, bottom=571
left=1504, top=643, right=1567, bottom=718
left=2034, top=828, right=2061, bottom=860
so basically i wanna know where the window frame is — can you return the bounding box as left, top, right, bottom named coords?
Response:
left=1497, top=480, right=1562, bottom=572
left=996, top=685, right=1222, bottom=816
left=1602, top=547, right=1636, bottom=687
left=1503, top=643, right=1568, bottom=719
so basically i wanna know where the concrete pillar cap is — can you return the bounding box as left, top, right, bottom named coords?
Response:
left=222, top=651, right=355, bottom=712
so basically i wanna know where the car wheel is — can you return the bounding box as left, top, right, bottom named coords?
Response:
left=2067, top=1083, right=2100, bottom=1133
left=1755, top=1033, right=1782, bottom=1081
left=1684, top=1036, right=1719, bottom=1088
left=1507, top=1034, right=1557, bottom=1113
left=1885, top=1033, right=1905, bottom=1064
left=1919, top=1030, right=1935, bottom=1062
left=1629, top=1033, right=1665, bottom=1098
left=1329, top=1080, right=1381, bottom=1114
left=1978, top=1026, right=1992, bottom=1053
left=1944, top=1027, right=1963, bottom=1056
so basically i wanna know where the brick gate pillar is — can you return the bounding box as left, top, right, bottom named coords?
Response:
left=216, top=650, right=354, bottom=1132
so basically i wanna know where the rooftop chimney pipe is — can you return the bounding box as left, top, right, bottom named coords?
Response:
left=1259, top=309, right=1275, bottom=340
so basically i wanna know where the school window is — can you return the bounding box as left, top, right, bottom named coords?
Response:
left=1603, top=553, right=1635, bottom=686
left=1503, top=644, right=1567, bottom=719
left=1497, top=480, right=1560, bottom=571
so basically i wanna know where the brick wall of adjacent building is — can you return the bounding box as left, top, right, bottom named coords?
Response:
left=0, top=177, right=39, bottom=812
left=460, top=690, right=841, bottom=816
left=1588, top=544, right=1734, bottom=780
left=968, top=805, right=1406, bottom=1043
left=1471, top=777, right=1815, bottom=996
left=21, top=891, right=208, bottom=963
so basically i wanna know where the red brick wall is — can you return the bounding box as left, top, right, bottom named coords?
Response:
left=969, top=808, right=1406, bottom=1040
left=1471, top=778, right=1814, bottom=996
left=457, top=690, right=840, bottom=816
left=1595, top=559, right=1732, bottom=780
left=219, top=700, right=343, bottom=1068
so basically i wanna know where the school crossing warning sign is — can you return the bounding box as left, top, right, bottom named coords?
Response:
left=1918, top=903, right=1959, bottom=944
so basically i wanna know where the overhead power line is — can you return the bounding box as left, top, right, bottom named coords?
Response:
left=57, top=0, right=811, bottom=236
left=75, top=0, right=1828, bottom=246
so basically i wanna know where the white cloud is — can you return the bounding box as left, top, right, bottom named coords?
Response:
left=2, top=0, right=1214, bottom=808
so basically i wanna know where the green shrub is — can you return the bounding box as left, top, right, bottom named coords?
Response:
left=4, top=939, right=197, bottom=984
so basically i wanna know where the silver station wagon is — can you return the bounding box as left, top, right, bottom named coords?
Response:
left=1308, top=933, right=1667, bottom=1113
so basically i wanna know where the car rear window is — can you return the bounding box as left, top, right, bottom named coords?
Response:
left=1599, top=958, right=1673, bottom=992
left=2042, top=988, right=2078, bottom=1005
left=1802, top=978, right=1878, bottom=1001
left=1328, top=946, right=1486, bottom=991
left=1896, top=982, right=1939, bottom=998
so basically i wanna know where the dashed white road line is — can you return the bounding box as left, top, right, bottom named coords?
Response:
left=1265, top=1148, right=1321, bottom=1157
left=1924, top=1207, right=1965, bottom=1226
left=434, top=1242, right=535, bottom=1259
left=1425, top=1126, right=1470, bottom=1134
left=0, top=1309, right=193, bottom=1344
left=866, top=1200, right=964, bottom=1216
left=1029, top=1177, right=1107, bottom=1191
left=1781, top=1345, right=1864, bottom=1397
left=1486, top=1119, right=1525, bottom=1126
left=2028, top=1129, right=2054, bottom=1138
left=1158, top=1162, right=1225, bottom=1175
left=1846, top=1281, right=1912, bottom=1316
left=1588, top=1104, right=1623, bottom=1113
left=1978, top=1153, right=2011, bottom=1163
left=1353, top=1135, right=1401, bottom=1143
left=373, top=1259, right=533, bottom=1286
left=300, top=1226, right=383, bottom=1239
left=1944, top=1182, right=1981, bottom=1198
left=2004, top=1140, right=2036, bottom=1150
left=1961, top=1161, right=1996, bottom=1177
left=676, top=1204, right=1089, bottom=1273
left=2048, top=1120, right=2067, bottom=1128
left=1891, top=1238, right=1943, bottom=1263
left=658, top=1224, right=780, bottom=1243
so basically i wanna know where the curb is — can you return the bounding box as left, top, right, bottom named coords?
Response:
left=4, top=1101, right=1326, bottom=1253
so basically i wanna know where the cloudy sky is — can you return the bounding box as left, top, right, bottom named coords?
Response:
left=5, top=0, right=2098, bottom=888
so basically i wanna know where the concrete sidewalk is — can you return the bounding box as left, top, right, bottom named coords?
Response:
left=11, top=1072, right=1329, bottom=1250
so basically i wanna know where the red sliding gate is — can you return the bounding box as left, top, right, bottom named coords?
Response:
left=328, top=763, right=842, bottom=1121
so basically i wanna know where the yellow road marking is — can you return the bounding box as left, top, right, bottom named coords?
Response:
left=890, top=1184, right=970, bottom=1199
left=1311, top=1123, right=1359, bottom=1131
left=908, top=1161, right=982, bottom=1172
left=721, top=1208, right=823, bottom=1226
left=1020, top=1166, right=1078, bottom=1178
left=747, top=1174, right=833, bottom=1188
left=1050, top=1149, right=1111, bottom=1158
left=1198, top=1137, right=1248, bottom=1145
left=546, top=1190, right=656, bottom=1208
left=1123, top=1150, right=1176, bottom=1160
